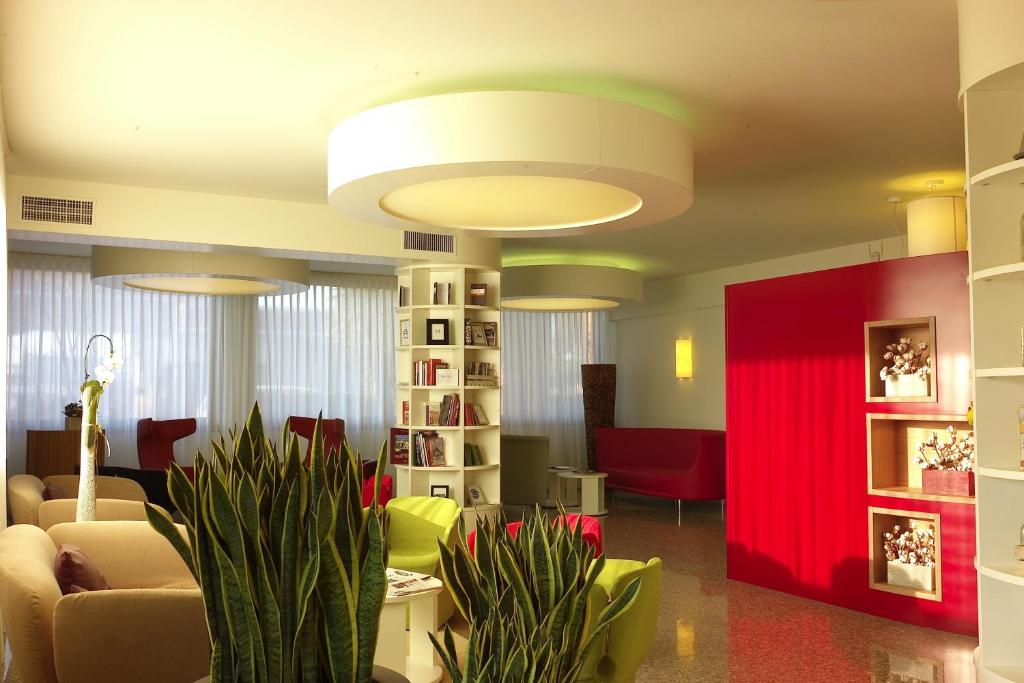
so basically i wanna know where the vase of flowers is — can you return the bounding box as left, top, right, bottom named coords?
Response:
left=75, top=334, right=122, bottom=522
left=915, top=425, right=976, bottom=497
left=883, top=521, right=936, bottom=591
left=879, top=337, right=931, bottom=398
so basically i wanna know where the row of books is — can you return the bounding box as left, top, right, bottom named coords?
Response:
left=425, top=394, right=461, bottom=426
left=464, top=443, right=486, bottom=466
left=413, top=359, right=456, bottom=386
left=397, top=282, right=490, bottom=308
left=414, top=431, right=446, bottom=467
left=398, top=286, right=411, bottom=307
left=466, top=361, right=498, bottom=387
left=432, top=282, right=452, bottom=305
left=464, top=319, right=498, bottom=347
left=464, top=403, right=489, bottom=426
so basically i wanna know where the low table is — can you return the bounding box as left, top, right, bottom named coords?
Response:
left=544, top=466, right=580, bottom=508
left=558, top=471, right=608, bottom=516
left=374, top=573, right=444, bottom=683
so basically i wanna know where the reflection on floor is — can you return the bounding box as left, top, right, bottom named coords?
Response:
left=601, top=492, right=977, bottom=682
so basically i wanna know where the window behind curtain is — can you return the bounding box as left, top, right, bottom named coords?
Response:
left=500, top=309, right=614, bottom=469
left=7, top=253, right=396, bottom=473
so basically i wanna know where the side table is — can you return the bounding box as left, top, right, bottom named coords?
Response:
left=558, top=471, right=608, bottom=516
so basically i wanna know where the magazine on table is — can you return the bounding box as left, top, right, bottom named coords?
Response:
left=386, top=567, right=442, bottom=598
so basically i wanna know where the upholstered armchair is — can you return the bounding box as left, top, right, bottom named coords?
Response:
left=385, top=496, right=461, bottom=576
left=37, top=498, right=171, bottom=531
left=0, top=520, right=209, bottom=683
left=580, top=557, right=663, bottom=683
left=137, top=417, right=197, bottom=475
left=8, top=474, right=148, bottom=527
left=287, top=416, right=346, bottom=465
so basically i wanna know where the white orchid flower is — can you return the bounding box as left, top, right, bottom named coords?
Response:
left=94, top=364, right=116, bottom=385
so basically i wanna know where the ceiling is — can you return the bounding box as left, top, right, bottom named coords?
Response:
left=0, top=0, right=964, bottom=278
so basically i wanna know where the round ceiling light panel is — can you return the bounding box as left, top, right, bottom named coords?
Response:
left=91, top=247, right=309, bottom=296
left=501, top=264, right=643, bottom=311
left=327, top=91, right=694, bottom=238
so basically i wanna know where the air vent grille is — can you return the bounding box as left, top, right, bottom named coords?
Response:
left=21, top=196, right=94, bottom=225
left=403, top=230, right=455, bottom=254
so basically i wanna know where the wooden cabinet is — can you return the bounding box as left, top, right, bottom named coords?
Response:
left=25, top=430, right=106, bottom=480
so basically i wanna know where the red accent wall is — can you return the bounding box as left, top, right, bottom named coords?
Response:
left=725, top=252, right=977, bottom=636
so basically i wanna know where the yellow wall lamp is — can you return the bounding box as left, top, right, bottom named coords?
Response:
left=676, top=338, right=693, bottom=380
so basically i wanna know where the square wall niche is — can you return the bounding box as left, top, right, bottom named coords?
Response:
left=867, top=413, right=974, bottom=504
left=868, top=507, right=942, bottom=602
left=864, top=317, right=937, bottom=403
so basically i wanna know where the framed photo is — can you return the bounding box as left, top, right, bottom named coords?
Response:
left=399, top=319, right=410, bottom=347
left=426, top=318, right=450, bottom=345
left=469, top=283, right=488, bottom=306
left=389, top=427, right=409, bottom=466
left=466, top=483, right=486, bottom=505
left=482, top=322, right=497, bottom=347
left=470, top=322, right=487, bottom=346
left=430, top=484, right=450, bottom=499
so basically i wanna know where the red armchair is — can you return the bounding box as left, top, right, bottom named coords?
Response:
left=597, top=427, right=725, bottom=524
left=467, top=514, right=603, bottom=557
left=137, top=418, right=197, bottom=479
left=361, top=475, right=393, bottom=508
left=286, top=416, right=345, bottom=466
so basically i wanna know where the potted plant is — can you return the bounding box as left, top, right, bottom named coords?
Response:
left=75, top=334, right=122, bottom=521
left=63, top=400, right=83, bottom=431
left=145, top=403, right=400, bottom=683
left=883, top=521, right=936, bottom=591
left=430, top=510, right=640, bottom=682
left=879, top=337, right=931, bottom=398
left=915, top=426, right=975, bottom=497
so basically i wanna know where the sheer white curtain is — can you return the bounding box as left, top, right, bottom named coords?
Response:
left=255, top=272, right=395, bottom=459
left=7, top=254, right=396, bottom=473
left=501, top=309, right=614, bottom=469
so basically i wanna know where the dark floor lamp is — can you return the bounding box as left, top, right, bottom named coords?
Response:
left=581, top=364, right=616, bottom=472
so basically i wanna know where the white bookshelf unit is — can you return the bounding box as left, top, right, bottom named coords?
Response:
left=964, top=52, right=1024, bottom=682
left=393, top=263, right=501, bottom=529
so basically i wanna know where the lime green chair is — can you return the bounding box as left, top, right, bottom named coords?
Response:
left=385, top=496, right=461, bottom=576
left=580, top=557, right=662, bottom=683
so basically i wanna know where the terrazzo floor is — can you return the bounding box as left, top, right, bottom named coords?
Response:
left=579, top=492, right=977, bottom=682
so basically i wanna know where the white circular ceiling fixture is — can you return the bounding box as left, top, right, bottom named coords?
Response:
left=327, top=91, right=694, bottom=238
left=501, top=264, right=643, bottom=311
left=91, top=247, right=309, bottom=296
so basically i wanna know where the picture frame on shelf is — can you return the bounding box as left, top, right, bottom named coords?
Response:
left=399, top=319, right=410, bottom=347
left=467, top=482, right=486, bottom=505
left=426, top=318, right=450, bottom=345
left=469, top=283, right=488, bottom=306
left=483, top=321, right=497, bottom=347
left=389, top=428, right=409, bottom=466
left=430, top=484, right=450, bottom=499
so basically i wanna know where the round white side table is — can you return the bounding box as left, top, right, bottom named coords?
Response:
left=374, top=578, right=444, bottom=683
left=557, top=471, right=608, bottom=516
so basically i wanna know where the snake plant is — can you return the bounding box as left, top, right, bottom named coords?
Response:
left=431, top=510, right=640, bottom=682
left=145, top=403, right=388, bottom=683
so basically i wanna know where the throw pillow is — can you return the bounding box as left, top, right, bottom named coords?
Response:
left=54, top=544, right=111, bottom=595
left=41, top=484, right=68, bottom=501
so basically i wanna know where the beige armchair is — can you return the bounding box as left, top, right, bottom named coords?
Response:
left=8, top=474, right=148, bottom=526
left=38, top=498, right=171, bottom=531
left=0, top=520, right=209, bottom=683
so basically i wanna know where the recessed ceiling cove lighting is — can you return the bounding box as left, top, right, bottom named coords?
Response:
left=502, top=265, right=643, bottom=311
left=328, top=91, right=693, bottom=238
left=91, top=247, right=309, bottom=296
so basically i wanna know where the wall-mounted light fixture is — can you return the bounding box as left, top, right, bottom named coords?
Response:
left=676, top=339, right=693, bottom=379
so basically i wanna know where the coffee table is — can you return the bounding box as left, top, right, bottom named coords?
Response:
left=374, top=575, right=444, bottom=683
left=557, top=471, right=608, bottom=516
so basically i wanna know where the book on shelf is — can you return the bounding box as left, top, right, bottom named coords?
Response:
left=465, top=361, right=498, bottom=387
left=469, top=322, right=487, bottom=346
left=464, top=318, right=473, bottom=345
left=424, top=393, right=460, bottom=426
left=389, top=428, right=409, bottom=465
left=436, top=368, right=460, bottom=386
left=469, top=283, right=488, bottom=306
left=464, top=443, right=485, bottom=466
left=424, top=402, right=441, bottom=426
left=401, top=401, right=410, bottom=426
left=483, top=322, right=497, bottom=347
left=399, top=319, right=410, bottom=346
left=413, top=431, right=446, bottom=467
left=413, top=359, right=449, bottom=386
left=464, top=403, right=489, bottom=426
left=432, top=282, right=452, bottom=305
left=398, top=286, right=410, bottom=307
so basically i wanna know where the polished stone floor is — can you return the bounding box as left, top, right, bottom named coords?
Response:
left=599, top=492, right=977, bottom=682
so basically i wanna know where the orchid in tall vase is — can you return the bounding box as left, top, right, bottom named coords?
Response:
left=75, top=334, right=123, bottom=521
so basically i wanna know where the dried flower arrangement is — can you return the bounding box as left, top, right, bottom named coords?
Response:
left=879, top=337, right=931, bottom=381
left=63, top=401, right=83, bottom=418
left=915, top=426, right=975, bottom=471
left=883, top=521, right=936, bottom=567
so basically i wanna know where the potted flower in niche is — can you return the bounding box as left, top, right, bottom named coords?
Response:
left=915, top=425, right=976, bottom=497
left=75, top=334, right=122, bottom=522
left=879, top=337, right=931, bottom=398
left=883, top=521, right=936, bottom=592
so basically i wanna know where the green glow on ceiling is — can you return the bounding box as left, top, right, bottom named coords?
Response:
left=341, top=72, right=707, bottom=131
left=501, top=250, right=654, bottom=274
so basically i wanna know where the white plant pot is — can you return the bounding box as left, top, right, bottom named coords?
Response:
left=887, top=560, right=934, bottom=592
left=884, top=374, right=929, bottom=398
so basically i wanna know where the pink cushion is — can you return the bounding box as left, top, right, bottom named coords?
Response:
left=362, top=475, right=393, bottom=508
left=467, top=517, right=604, bottom=557
left=54, top=544, right=111, bottom=595
left=42, top=484, right=68, bottom=501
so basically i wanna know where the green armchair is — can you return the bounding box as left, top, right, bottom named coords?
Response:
left=581, top=557, right=662, bottom=683
left=385, top=496, right=461, bottom=576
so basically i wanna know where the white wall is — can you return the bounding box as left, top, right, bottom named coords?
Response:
left=613, top=237, right=904, bottom=430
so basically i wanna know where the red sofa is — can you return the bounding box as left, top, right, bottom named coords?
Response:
left=597, top=427, right=725, bottom=521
